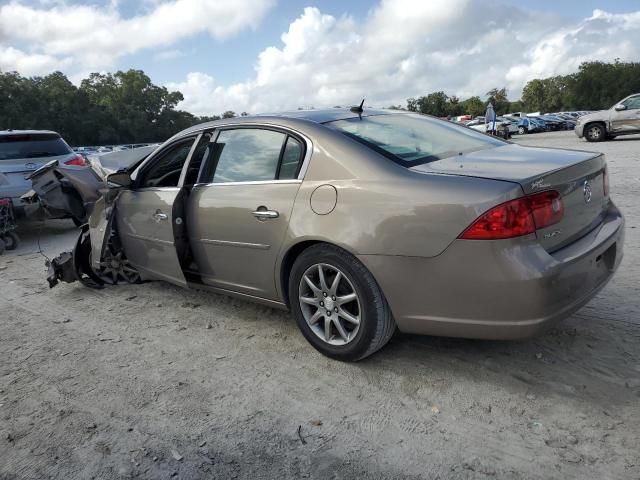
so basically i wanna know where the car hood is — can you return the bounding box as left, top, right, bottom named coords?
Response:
left=410, top=143, right=598, bottom=191
left=578, top=110, right=608, bottom=123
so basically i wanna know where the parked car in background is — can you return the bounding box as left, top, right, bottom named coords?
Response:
left=575, top=93, right=640, bottom=142
left=0, top=130, right=87, bottom=219
left=35, top=109, right=624, bottom=361
left=516, top=117, right=544, bottom=134
left=466, top=117, right=514, bottom=135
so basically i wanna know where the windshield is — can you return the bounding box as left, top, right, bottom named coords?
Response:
left=0, top=133, right=72, bottom=161
left=327, top=113, right=505, bottom=166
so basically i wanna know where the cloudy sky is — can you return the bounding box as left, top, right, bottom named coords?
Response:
left=1, top=0, right=639, bottom=115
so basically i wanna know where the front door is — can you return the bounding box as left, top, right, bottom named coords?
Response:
left=611, top=94, right=640, bottom=133
left=186, top=127, right=306, bottom=300
left=116, top=137, right=198, bottom=286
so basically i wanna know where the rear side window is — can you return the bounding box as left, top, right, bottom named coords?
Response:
left=278, top=137, right=303, bottom=180
left=327, top=113, right=504, bottom=166
left=207, top=129, right=286, bottom=183
left=0, top=133, right=72, bottom=161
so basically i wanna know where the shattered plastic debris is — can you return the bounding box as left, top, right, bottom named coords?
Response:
left=46, top=252, right=77, bottom=288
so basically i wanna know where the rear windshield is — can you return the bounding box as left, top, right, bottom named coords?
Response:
left=327, top=113, right=505, bottom=166
left=0, top=133, right=72, bottom=161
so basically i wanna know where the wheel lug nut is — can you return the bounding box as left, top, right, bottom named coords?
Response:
left=320, top=301, right=324, bottom=306
left=334, top=307, right=338, bottom=312
left=332, top=295, right=336, bottom=301
left=323, top=292, right=327, bottom=297
left=326, top=310, right=331, bottom=316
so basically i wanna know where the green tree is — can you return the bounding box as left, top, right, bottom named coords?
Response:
left=485, top=87, right=509, bottom=115
left=461, top=96, right=485, bottom=117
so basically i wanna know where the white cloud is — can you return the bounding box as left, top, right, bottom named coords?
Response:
left=0, top=45, right=73, bottom=76
left=0, top=0, right=274, bottom=73
left=1, top=0, right=640, bottom=115
left=170, top=2, right=640, bottom=115
left=153, top=49, right=185, bottom=62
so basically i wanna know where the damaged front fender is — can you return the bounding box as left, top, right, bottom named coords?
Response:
left=46, top=225, right=105, bottom=289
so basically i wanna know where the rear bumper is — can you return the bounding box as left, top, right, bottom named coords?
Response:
left=359, top=202, right=624, bottom=340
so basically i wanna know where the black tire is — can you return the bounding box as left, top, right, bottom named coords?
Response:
left=71, top=217, right=84, bottom=227
left=3, top=231, right=19, bottom=250
left=0, top=237, right=5, bottom=255
left=289, top=244, right=395, bottom=361
left=585, top=123, right=606, bottom=142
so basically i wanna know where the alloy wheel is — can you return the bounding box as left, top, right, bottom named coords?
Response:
left=298, top=263, right=361, bottom=346
left=587, top=125, right=602, bottom=140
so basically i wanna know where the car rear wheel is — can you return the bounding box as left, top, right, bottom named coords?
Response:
left=2, top=231, right=20, bottom=250
left=0, top=237, right=5, bottom=255
left=585, top=123, right=605, bottom=142
left=518, top=126, right=526, bottom=135
left=289, top=244, right=395, bottom=361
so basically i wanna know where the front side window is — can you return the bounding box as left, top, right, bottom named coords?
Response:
left=138, top=138, right=194, bottom=188
left=207, top=129, right=287, bottom=183
left=0, top=133, right=72, bottom=161
left=622, top=95, right=640, bottom=109
left=327, top=113, right=505, bottom=166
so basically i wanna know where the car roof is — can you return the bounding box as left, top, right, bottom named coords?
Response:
left=256, top=108, right=398, bottom=123
left=177, top=108, right=403, bottom=137
left=0, top=129, right=60, bottom=136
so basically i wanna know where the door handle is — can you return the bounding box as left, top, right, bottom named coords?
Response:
left=152, top=210, right=168, bottom=222
left=252, top=208, right=279, bottom=220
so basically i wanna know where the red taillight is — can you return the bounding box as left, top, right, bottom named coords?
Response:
left=459, top=190, right=563, bottom=240
left=603, top=165, right=609, bottom=196
left=529, top=190, right=564, bottom=229
left=64, top=154, right=87, bottom=167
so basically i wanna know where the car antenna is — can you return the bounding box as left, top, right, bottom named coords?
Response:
left=350, top=98, right=365, bottom=117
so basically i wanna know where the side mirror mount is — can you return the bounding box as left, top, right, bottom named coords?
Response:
left=107, top=171, right=132, bottom=188
left=614, top=104, right=626, bottom=111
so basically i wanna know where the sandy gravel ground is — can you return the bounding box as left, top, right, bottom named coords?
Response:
left=1, top=131, right=639, bottom=479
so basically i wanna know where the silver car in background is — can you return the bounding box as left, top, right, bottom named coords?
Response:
left=575, top=93, right=640, bottom=141
left=0, top=130, right=86, bottom=219
left=35, top=109, right=624, bottom=361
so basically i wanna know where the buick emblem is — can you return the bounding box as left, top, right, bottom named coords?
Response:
left=583, top=180, right=592, bottom=204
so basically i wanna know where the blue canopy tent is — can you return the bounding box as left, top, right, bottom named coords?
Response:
left=485, top=103, right=496, bottom=134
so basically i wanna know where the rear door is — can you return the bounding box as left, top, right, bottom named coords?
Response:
left=186, top=127, right=307, bottom=300
left=610, top=95, right=640, bottom=133
left=116, top=136, right=198, bottom=286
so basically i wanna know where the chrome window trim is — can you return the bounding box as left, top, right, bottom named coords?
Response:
left=198, top=238, right=270, bottom=250
left=133, top=122, right=313, bottom=182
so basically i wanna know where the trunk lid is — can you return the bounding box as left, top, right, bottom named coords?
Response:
left=410, top=144, right=609, bottom=251
left=1, top=153, right=74, bottom=198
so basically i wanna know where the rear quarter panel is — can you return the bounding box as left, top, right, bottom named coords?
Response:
left=281, top=129, right=524, bottom=259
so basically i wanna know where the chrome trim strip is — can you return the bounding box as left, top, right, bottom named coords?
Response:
left=192, top=179, right=301, bottom=188
left=130, top=187, right=181, bottom=193
left=123, top=232, right=174, bottom=246
left=198, top=238, right=270, bottom=250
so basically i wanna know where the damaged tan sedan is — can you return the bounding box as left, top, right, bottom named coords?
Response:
left=29, top=109, right=624, bottom=361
